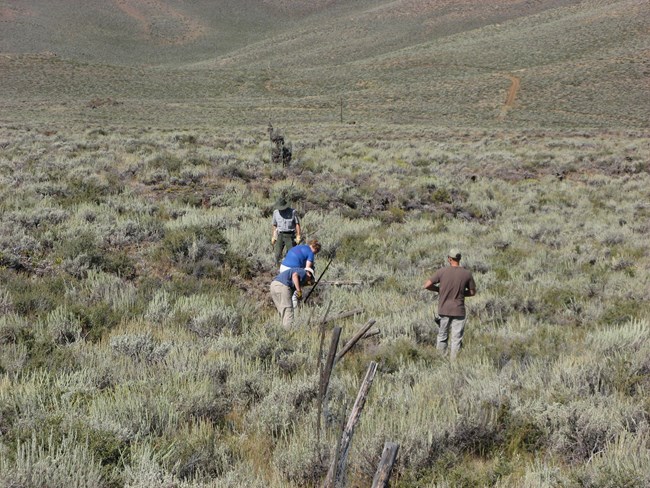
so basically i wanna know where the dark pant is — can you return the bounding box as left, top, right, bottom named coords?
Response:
left=274, top=233, right=295, bottom=265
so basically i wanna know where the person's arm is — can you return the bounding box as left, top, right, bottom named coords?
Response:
left=271, top=211, right=278, bottom=244
left=295, top=223, right=302, bottom=243
left=423, top=279, right=439, bottom=292
left=292, top=272, right=304, bottom=300
left=464, top=276, right=476, bottom=297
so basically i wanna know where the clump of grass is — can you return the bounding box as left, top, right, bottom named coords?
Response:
left=0, top=431, right=104, bottom=488
left=272, top=423, right=330, bottom=486
left=110, top=332, right=170, bottom=363
left=245, top=375, right=318, bottom=439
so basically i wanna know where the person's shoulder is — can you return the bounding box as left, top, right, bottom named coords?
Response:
left=461, top=267, right=475, bottom=281
left=430, top=268, right=444, bottom=279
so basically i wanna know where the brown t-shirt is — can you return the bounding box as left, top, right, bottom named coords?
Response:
left=429, top=266, right=476, bottom=317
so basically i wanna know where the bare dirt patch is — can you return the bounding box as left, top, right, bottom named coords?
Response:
left=0, top=6, right=33, bottom=22
left=113, top=0, right=205, bottom=45
left=498, top=74, right=520, bottom=120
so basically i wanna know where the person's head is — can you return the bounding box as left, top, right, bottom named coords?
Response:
left=305, top=267, right=315, bottom=284
left=275, top=198, right=290, bottom=211
left=308, top=239, right=321, bottom=253
left=448, top=248, right=462, bottom=264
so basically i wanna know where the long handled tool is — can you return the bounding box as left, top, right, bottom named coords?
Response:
left=304, top=257, right=333, bottom=304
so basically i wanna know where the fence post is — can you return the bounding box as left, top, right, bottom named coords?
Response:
left=318, top=326, right=341, bottom=443
left=335, top=319, right=376, bottom=363
left=371, top=442, right=400, bottom=488
left=323, top=361, right=378, bottom=487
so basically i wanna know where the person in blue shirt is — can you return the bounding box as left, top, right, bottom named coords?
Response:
left=270, top=267, right=315, bottom=328
left=280, top=239, right=321, bottom=272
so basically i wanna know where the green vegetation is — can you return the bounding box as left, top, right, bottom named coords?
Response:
left=0, top=0, right=648, bottom=486
left=0, top=126, right=648, bottom=486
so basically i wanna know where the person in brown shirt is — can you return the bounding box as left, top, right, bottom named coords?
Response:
left=423, top=249, right=476, bottom=359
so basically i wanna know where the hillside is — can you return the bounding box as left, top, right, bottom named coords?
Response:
left=0, top=1, right=583, bottom=66
left=0, top=0, right=648, bottom=128
left=1, top=2, right=650, bottom=487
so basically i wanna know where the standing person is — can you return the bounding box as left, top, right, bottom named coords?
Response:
left=423, top=249, right=476, bottom=359
left=270, top=267, right=315, bottom=328
left=280, top=239, right=321, bottom=273
left=271, top=198, right=301, bottom=266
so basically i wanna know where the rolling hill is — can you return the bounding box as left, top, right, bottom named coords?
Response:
left=1, top=3, right=650, bottom=487
left=0, top=0, right=648, bottom=128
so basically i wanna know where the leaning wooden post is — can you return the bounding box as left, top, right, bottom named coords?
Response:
left=321, top=327, right=341, bottom=402
left=316, top=302, right=333, bottom=448
left=318, top=325, right=341, bottom=444
left=316, top=301, right=333, bottom=370
left=324, top=361, right=378, bottom=488
left=320, top=308, right=364, bottom=325
left=371, top=442, right=400, bottom=488
left=335, top=319, right=376, bottom=363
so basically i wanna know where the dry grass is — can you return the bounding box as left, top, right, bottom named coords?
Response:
left=1, top=125, right=649, bottom=486
left=0, top=1, right=648, bottom=486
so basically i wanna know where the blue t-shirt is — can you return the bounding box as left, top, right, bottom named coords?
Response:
left=273, top=268, right=310, bottom=289
left=281, top=245, right=315, bottom=268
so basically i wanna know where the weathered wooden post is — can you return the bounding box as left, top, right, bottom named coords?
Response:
left=320, top=308, right=364, bottom=325
left=318, top=325, right=341, bottom=444
left=371, top=442, right=400, bottom=488
left=335, top=319, right=376, bottom=363
left=316, top=302, right=333, bottom=447
left=323, top=361, right=378, bottom=488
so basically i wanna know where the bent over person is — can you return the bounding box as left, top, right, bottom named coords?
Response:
left=271, top=198, right=301, bottom=266
left=423, top=249, right=476, bottom=359
left=280, top=239, right=321, bottom=309
left=270, top=267, right=315, bottom=329
left=280, top=239, right=321, bottom=272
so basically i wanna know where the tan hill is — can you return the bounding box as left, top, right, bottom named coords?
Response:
left=0, top=0, right=648, bottom=128
left=0, top=0, right=601, bottom=66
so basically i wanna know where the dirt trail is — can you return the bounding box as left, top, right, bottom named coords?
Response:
left=498, top=75, right=520, bottom=120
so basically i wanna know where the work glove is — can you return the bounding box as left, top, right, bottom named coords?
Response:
left=271, top=236, right=277, bottom=245
left=295, top=234, right=301, bottom=245
left=296, top=290, right=303, bottom=301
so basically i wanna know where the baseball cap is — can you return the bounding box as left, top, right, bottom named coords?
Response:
left=448, top=248, right=462, bottom=261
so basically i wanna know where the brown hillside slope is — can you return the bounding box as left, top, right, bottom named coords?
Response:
left=1, top=0, right=584, bottom=66
left=0, top=0, right=647, bottom=128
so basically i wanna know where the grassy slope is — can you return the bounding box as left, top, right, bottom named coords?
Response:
left=1, top=2, right=650, bottom=487
left=0, top=124, right=648, bottom=488
left=0, top=0, right=648, bottom=129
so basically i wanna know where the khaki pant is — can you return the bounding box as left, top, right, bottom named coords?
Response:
left=279, top=264, right=299, bottom=308
left=437, top=315, right=467, bottom=359
left=270, top=280, right=294, bottom=328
